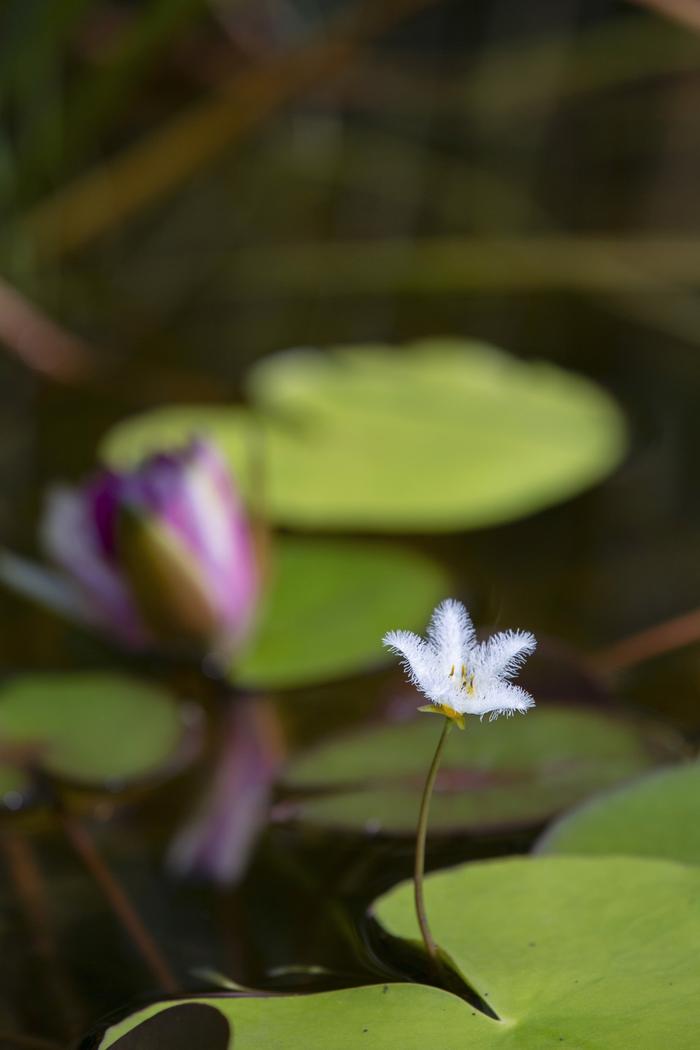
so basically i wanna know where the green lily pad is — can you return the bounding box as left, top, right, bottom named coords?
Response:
left=279, top=704, right=680, bottom=834
left=233, top=537, right=449, bottom=689
left=536, top=761, right=700, bottom=864
left=96, top=855, right=700, bottom=1048
left=101, top=340, right=627, bottom=532
left=0, top=672, right=197, bottom=789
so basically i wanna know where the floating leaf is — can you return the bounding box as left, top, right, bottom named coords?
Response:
left=279, top=704, right=680, bottom=834
left=233, top=537, right=449, bottom=689
left=536, top=761, right=700, bottom=864
left=374, top=855, right=700, bottom=1045
left=0, top=672, right=198, bottom=789
left=96, top=855, right=700, bottom=1048
left=102, top=340, right=627, bottom=532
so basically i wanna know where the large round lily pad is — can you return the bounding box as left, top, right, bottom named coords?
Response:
left=101, top=340, right=627, bottom=532
left=279, top=704, right=680, bottom=834
left=232, top=537, right=448, bottom=689
left=96, top=855, right=700, bottom=1048
left=536, top=761, right=700, bottom=864
left=0, top=672, right=195, bottom=788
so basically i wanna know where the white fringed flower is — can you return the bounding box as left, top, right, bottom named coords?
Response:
left=383, top=598, right=536, bottom=727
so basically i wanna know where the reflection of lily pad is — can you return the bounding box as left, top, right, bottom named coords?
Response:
left=97, top=856, right=700, bottom=1048
left=0, top=673, right=197, bottom=789
left=102, top=340, right=627, bottom=532
left=536, top=762, right=700, bottom=864
left=233, top=537, right=449, bottom=689
left=0, top=764, right=31, bottom=812
left=279, top=704, right=680, bottom=834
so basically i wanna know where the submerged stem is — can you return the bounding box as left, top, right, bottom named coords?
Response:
left=414, top=716, right=453, bottom=971
left=60, top=813, right=179, bottom=994
left=1, top=834, right=84, bottom=1039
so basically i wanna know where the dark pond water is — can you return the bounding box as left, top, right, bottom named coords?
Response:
left=1, top=1, right=700, bottom=1045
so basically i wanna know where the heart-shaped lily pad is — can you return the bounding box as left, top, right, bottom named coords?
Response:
left=101, top=340, right=627, bottom=532
left=96, top=855, right=700, bottom=1048
left=536, top=761, right=700, bottom=864
left=0, top=672, right=198, bottom=790
left=278, top=704, right=680, bottom=834
left=233, top=537, right=448, bottom=689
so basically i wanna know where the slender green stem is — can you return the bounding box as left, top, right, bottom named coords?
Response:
left=414, top=716, right=453, bottom=969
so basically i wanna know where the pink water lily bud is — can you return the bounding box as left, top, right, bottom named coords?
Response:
left=41, top=439, right=259, bottom=652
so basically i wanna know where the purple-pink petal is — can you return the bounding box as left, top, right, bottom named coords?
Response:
left=86, top=469, right=126, bottom=559
left=123, top=439, right=259, bottom=644
left=41, top=485, right=149, bottom=647
left=40, top=437, right=258, bottom=652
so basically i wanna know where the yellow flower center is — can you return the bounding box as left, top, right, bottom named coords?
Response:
left=449, top=663, right=475, bottom=695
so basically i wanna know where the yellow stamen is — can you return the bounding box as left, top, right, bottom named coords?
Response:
left=457, top=664, right=475, bottom=696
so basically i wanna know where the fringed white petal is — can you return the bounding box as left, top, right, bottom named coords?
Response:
left=385, top=600, right=536, bottom=722
left=383, top=629, right=434, bottom=694
left=475, top=629, right=537, bottom=680
left=466, top=682, right=535, bottom=719
left=426, top=598, right=475, bottom=669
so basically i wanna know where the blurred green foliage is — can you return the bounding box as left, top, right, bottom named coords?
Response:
left=0, top=671, right=190, bottom=791
left=282, top=703, right=679, bottom=834
left=234, top=536, right=449, bottom=688
left=538, top=761, right=700, bottom=864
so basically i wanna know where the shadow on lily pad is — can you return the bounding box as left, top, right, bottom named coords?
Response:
left=110, top=1002, right=230, bottom=1050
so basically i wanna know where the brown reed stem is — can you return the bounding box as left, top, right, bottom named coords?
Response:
left=1, top=832, right=84, bottom=1040
left=59, top=812, right=179, bottom=994
left=594, top=606, right=700, bottom=675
